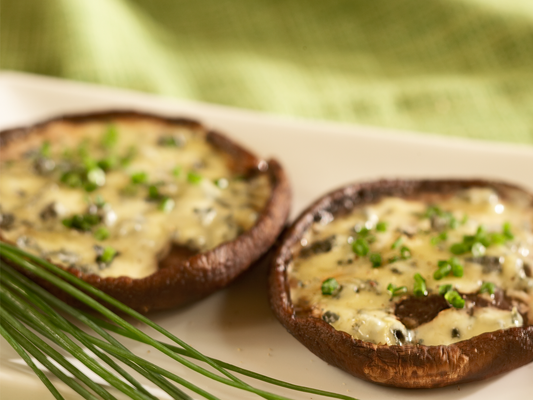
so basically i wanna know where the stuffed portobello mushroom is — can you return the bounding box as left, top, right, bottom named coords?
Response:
left=0, top=110, right=291, bottom=312
left=269, top=179, right=533, bottom=388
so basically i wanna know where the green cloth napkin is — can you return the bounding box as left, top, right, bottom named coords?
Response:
left=2, top=0, right=533, bottom=144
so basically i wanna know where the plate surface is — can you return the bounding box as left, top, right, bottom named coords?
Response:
left=0, top=72, right=532, bottom=400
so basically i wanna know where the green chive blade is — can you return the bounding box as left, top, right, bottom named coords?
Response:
left=321, top=277, right=341, bottom=296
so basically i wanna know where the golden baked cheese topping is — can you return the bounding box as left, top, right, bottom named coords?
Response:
left=0, top=118, right=271, bottom=279
left=289, top=188, right=533, bottom=346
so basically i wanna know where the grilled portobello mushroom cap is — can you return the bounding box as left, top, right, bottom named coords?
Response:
left=0, top=110, right=290, bottom=312
left=269, top=179, right=533, bottom=388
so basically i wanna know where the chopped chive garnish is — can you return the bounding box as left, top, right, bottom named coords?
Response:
left=400, top=246, right=411, bottom=259
left=433, top=260, right=452, bottom=280
left=60, top=171, right=83, bottom=188
left=187, top=171, right=203, bottom=184
left=355, top=226, right=370, bottom=236
left=131, top=171, right=148, bottom=184
left=97, top=158, right=113, bottom=171
left=450, top=223, right=513, bottom=255
left=83, top=182, right=98, bottom=192
left=444, top=290, right=465, bottom=308
left=86, top=167, right=106, bottom=187
left=94, top=195, right=106, bottom=208
left=424, top=205, right=441, bottom=218
left=172, top=166, right=182, bottom=177
left=59, top=153, right=110, bottom=192
left=352, top=238, right=369, bottom=256
left=369, top=253, right=382, bottom=268
left=159, top=197, right=175, bottom=213
left=489, top=233, right=507, bottom=245
left=98, top=246, right=117, bottom=264
left=438, top=284, right=454, bottom=295
left=431, top=231, right=448, bottom=246
left=62, top=148, right=73, bottom=159
left=102, top=124, right=118, bottom=149
left=450, top=218, right=459, bottom=229
left=97, top=156, right=117, bottom=171
left=39, top=141, right=51, bottom=158
left=450, top=257, right=464, bottom=277
left=120, top=146, right=137, bottom=166
left=433, top=257, right=464, bottom=280
left=450, top=242, right=469, bottom=255
left=479, top=281, right=496, bottom=295
left=387, top=283, right=407, bottom=298
left=61, top=218, right=73, bottom=229
left=148, top=185, right=160, bottom=200
left=413, top=273, right=427, bottom=297
left=321, top=277, right=341, bottom=296
left=94, top=227, right=110, bottom=241
left=158, top=135, right=183, bottom=147
left=62, top=214, right=100, bottom=232
left=375, top=221, right=387, bottom=232
left=78, top=139, right=90, bottom=158
left=354, top=226, right=376, bottom=244
left=391, top=237, right=403, bottom=249
left=503, top=222, right=514, bottom=240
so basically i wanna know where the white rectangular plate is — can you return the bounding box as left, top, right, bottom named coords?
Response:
left=1, top=72, right=532, bottom=400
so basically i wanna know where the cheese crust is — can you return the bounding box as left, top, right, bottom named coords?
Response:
left=1, top=111, right=291, bottom=312
left=269, top=179, right=533, bottom=388
left=289, top=188, right=532, bottom=346
left=1, top=115, right=269, bottom=278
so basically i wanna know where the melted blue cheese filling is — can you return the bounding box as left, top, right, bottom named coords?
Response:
left=0, top=119, right=270, bottom=278
left=289, top=188, right=533, bottom=346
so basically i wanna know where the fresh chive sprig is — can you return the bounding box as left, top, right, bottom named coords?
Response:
left=0, top=242, right=357, bottom=400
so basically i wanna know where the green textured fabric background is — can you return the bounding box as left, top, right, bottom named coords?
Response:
left=2, top=0, right=533, bottom=144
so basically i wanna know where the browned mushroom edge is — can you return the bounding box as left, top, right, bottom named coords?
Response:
left=0, top=110, right=291, bottom=313
left=268, top=179, right=533, bottom=389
